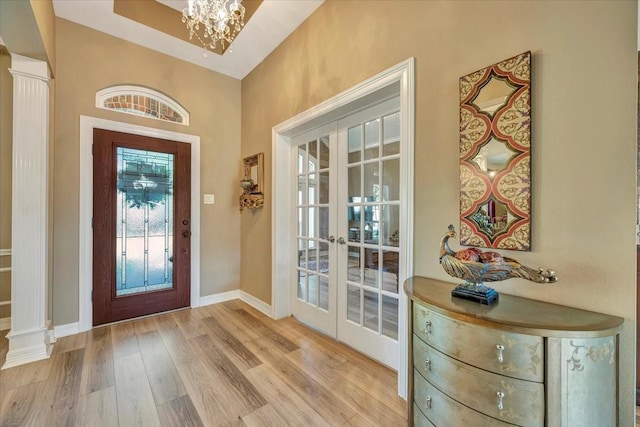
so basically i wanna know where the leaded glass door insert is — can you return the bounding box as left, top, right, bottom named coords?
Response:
left=116, top=147, right=174, bottom=296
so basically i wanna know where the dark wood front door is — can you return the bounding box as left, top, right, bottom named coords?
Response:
left=92, top=129, right=191, bottom=326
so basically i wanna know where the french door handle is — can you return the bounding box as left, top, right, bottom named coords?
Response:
left=337, top=237, right=346, bottom=245
left=322, top=235, right=335, bottom=243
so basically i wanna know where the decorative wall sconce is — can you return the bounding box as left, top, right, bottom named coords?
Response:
left=239, top=152, right=264, bottom=212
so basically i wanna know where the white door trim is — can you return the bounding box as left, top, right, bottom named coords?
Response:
left=271, top=58, right=414, bottom=398
left=78, top=115, right=201, bottom=333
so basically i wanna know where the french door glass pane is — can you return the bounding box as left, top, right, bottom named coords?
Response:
left=296, top=136, right=330, bottom=311
left=363, top=290, right=379, bottom=332
left=343, top=109, right=400, bottom=342
left=364, top=119, right=380, bottom=160
left=319, top=136, right=330, bottom=169
left=348, top=126, right=361, bottom=163
left=363, top=163, right=380, bottom=201
left=383, top=112, right=400, bottom=143
left=382, top=295, right=399, bottom=339
left=116, top=147, right=173, bottom=297
left=347, top=285, right=360, bottom=323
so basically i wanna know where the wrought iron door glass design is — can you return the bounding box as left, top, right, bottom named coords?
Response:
left=116, top=147, right=174, bottom=296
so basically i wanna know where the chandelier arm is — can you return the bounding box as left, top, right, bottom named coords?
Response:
left=183, top=0, right=246, bottom=53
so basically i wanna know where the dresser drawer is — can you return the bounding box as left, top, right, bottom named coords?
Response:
left=413, top=403, right=435, bottom=427
left=413, top=369, right=514, bottom=427
left=413, top=303, right=543, bottom=382
left=413, top=335, right=544, bottom=427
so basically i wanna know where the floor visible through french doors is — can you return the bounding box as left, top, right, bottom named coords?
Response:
left=0, top=300, right=407, bottom=426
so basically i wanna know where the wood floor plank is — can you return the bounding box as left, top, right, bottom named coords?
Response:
left=172, top=308, right=209, bottom=340
left=175, top=356, right=241, bottom=426
left=137, top=330, right=187, bottom=406
left=131, top=316, right=158, bottom=335
left=79, top=326, right=115, bottom=395
left=76, top=386, right=118, bottom=427
left=51, top=331, right=87, bottom=356
left=157, top=394, right=205, bottom=427
left=154, top=312, right=199, bottom=365
left=341, top=413, right=377, bottom=427
left=114, top=352, right=161, bottom=426
left=0, top=300, right=406, bottom=427
left=203, top=303, right=261, bottom=343
left=200, top=316, right=262, bottom=370
left=0, top=356, right=53, bottom=396
left=286, top=348, right=406, bottom=426
left=333, top=360, right=406, bottom=416
left=46, top=348, right=85, bottom=426
left=111, top=319, right=139, bottom=359
left=240, top=403, right=289, bottom=427
left=284, top=317, right=398, bottom=386
left=232, top=308, right=299, bottom=353
left=192, top=334, right=267, bottom=411
left=244, top=363, right=331, bottom=427
left=246, top=337, right=355, bottom=426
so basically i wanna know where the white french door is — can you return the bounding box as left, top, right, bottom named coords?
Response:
left=292, top=97, right=401, bottom=369
left=292, top=122, right=338, bottom=336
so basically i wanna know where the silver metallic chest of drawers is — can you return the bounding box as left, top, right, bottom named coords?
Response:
left=405, top=277, right=624, bottom=427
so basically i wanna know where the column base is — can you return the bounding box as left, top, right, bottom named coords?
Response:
left=2, top=321, right=53, bottom=369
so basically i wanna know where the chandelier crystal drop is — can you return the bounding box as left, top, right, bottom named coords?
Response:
left=182, top=0, right=245, bottom=52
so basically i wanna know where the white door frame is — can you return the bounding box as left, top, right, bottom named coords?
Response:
left=78, top=115, right=201, bottom=333
left=271, top=58, right=414, bottom=398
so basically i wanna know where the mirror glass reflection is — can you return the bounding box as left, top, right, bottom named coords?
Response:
left=471, top=75, right=517, bottom=115
left=470, top=198, right=517, bottom=237
left=470, top=137, right=517, bottom=176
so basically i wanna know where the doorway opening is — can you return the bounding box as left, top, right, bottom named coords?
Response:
left=78, top=116, right=201, bottom=332
left=272, top=58, right=415, bottom=398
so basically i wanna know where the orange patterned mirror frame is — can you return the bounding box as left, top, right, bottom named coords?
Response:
left=459, top=51, right=531, bottom=251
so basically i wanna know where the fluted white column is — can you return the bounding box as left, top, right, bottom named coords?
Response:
left=2, top=54, right=52, bottom=369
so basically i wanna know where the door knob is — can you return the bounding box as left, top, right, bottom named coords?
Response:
left=337, top=237, right=346, bottom=245
left=322, top=235, right=336, bottom=243
left=182, top=230, right=191, bottom=238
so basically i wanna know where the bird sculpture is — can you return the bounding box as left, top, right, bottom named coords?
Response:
left=440, top=225, right=558, bottom=303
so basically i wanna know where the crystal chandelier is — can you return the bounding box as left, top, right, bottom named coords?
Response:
left=182, top=0, right=245, bottom=52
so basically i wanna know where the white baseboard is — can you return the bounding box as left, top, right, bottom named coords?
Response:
left=0, top=317, right=10, bottom=331
left=199, top=290, right=240, bottom=307
left=54, top=322, right=80, bottom=339
left=198, top=289, right=273, bottom=318
left=239, top=290, right=273, bottom=317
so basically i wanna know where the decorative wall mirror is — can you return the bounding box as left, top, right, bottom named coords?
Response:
left=239, top=152, right=264, bottom=211
left=459, top=51, right=531, bottom=250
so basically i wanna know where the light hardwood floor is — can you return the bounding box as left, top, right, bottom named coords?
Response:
left=0, top=300, right=407, bottom=426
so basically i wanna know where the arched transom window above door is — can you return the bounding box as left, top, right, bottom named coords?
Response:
left=96, top=85, right=190, bottom=125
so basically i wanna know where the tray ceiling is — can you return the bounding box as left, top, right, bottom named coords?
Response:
left=53, top=0, right=324, bottom=79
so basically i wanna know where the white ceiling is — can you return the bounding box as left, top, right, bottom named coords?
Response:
left=52, top=0, right=324, bottom=80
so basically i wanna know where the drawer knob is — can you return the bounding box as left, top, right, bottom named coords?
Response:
left=496, top=344, right=505, bottom=363
left=424, top=320, right=432, bottom=334
left=425, top=395, right=432, bottom=409
left=497, top=391, right=505, bottom=410
left=424, top=358, right=431, bottom=372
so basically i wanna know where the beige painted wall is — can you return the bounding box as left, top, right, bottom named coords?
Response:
left=54, top=18, right=242, bottom=325
left=0, top=51, right=12, bottom=320
left=241, top=0, right=637, bottom=422
left=30, top=0, right=56, bottom=75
